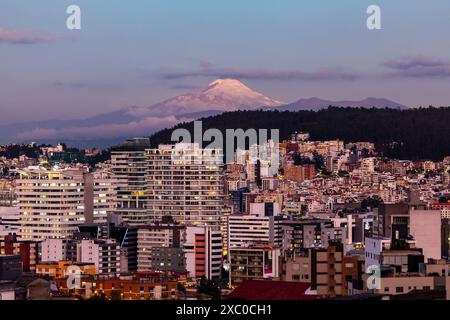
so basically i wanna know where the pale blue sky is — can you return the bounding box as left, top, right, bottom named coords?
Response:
left=1, top=0, right=450, bottom=124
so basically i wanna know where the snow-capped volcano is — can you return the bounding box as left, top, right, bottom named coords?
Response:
left=128, top=79, right=284, bottom=117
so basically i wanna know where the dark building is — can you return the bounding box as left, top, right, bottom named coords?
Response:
left=281, top=218, right=343, bottom=256
left=375, top=203, right=410, bottom=239
left=0, top=255, right=22, bottom=281
left=149, top=247, right=185, bottom=273
left=229, top=187, right=250, bottom=213
left=441, top=219, right=450, bottom=259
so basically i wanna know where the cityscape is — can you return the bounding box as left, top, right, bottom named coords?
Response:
left=1, top=126, right=449, bottom=301
left=1, top=1, right=450, bottom=313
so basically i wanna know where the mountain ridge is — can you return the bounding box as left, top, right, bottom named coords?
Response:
left=0, top=79, right=410, bottom=145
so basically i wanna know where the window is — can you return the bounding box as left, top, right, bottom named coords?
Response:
left=384, top=287, right=389, bottom=292
left=396, top=287, right=403, bottom=293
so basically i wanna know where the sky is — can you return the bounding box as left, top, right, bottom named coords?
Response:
left=2, top=0, right=450, bottom=125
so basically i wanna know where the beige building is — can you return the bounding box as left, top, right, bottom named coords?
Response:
left=279, top=254, right=311, bottom=283
left=366, top=273, right=436, bottom=295
left=409, top=209, right=441, bottom=260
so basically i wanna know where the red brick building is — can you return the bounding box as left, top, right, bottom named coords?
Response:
left=0, top=235, right=40, bottom=272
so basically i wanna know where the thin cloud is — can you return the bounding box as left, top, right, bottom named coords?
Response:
left=170, top=84, right=202, bottom=90
left=0, top=28, right=75, bottom=44
left=16, top=116, right=182, bottom=140
left=382, top=56, right=450, bottom=78
left=53, top=81, right=120, bottom=91
left=160, top=65, right=359, bottom=82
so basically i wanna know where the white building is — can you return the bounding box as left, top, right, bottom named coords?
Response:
left=364, top=237, right=392, bottom=272
left=91, top=171, right=117, bottom=224
left=77, top=239, right=121, bottom=276
left=227, top=215, right=283, bottom=250
left=17, top=166, right=116, bottom=241
left=41, top=238, right=77, bottom=262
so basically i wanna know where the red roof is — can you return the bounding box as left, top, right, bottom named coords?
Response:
left=228, top=280, right=319, bottom=301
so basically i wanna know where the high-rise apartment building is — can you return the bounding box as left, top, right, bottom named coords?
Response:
left=111, top=138, right=151, bottom=225
left=90, top=171, right=117, bottom=224
left=16, top=166, right=116, bottom=241
left=146, top=143, right=223, bottom=226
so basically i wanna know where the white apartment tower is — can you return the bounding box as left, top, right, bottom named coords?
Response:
left=146, top=143, right=223, bottom=226
left=17, top=166, right=116, bottom=241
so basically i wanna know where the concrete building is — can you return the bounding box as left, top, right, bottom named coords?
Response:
left=364, top=237, right=422, bottom=272
left=146, top=143, right=223, bottom=226
left=283, top=164, right=316, bottom=181
left=279, top=252, right=312, bottom=283
left=311, top=243, right=365, bottom=297
left=228, top=214, right=283, bottom=250
left=374, top=203, right=410, bottom=239
left=90, top=170, right=117, bottom=224
left=281, top=219, right=345, bottom=255
left=0, top=206, right=20, bottom=240
left=41, top=238, right=78, bottom=262
left=184, top=225, right=222, bottom=279
left=77, top=238, right=121, bottom=276
left=137, top=216, right=185, bottom=273
left=365, top=271, right=437, bottom=296
left=77, top=221, right=139, bottom=274
left=229, top=244, right=280, bottom=286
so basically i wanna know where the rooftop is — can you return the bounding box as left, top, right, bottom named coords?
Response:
left=227, top=280, right=318, bottom=301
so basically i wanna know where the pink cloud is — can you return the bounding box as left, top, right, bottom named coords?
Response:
left=16, top=116, right=183, bottom=140
left=0, top=28, right=75, bottom=44
left=382, top=56, right=450, bottom=78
